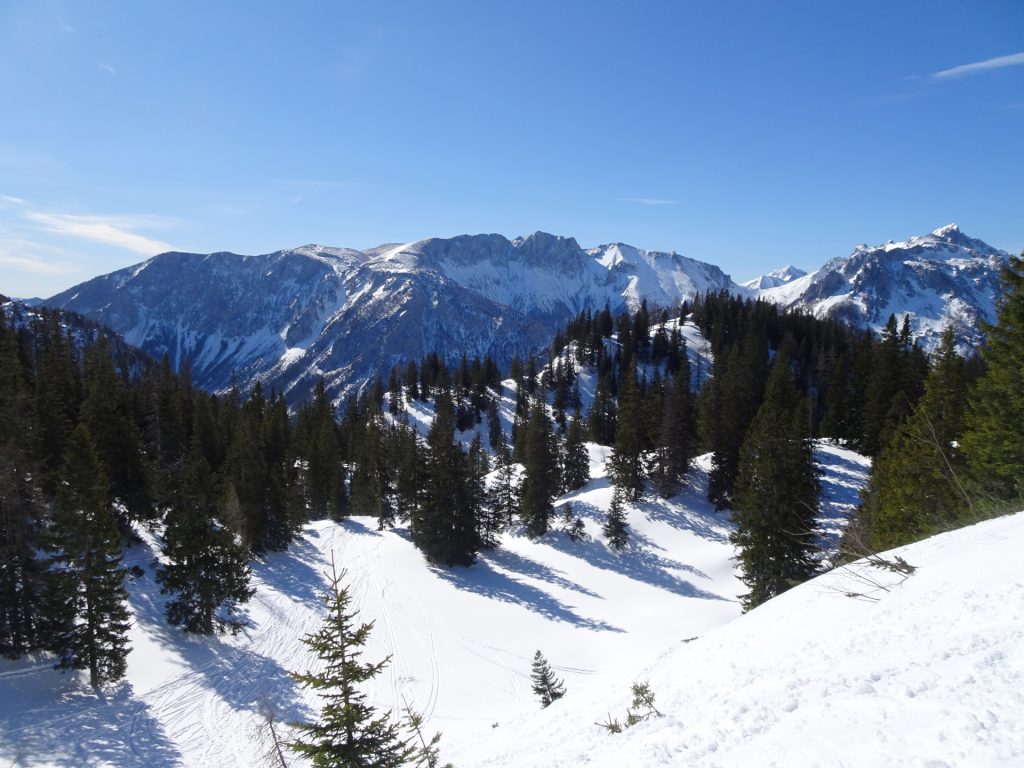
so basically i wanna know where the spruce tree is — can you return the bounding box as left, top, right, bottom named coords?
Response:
left=962, top=253, right=1024, bottom=501
left=701, top=334, right=768, bottom=508
left=488, top=443, right=521, bottom=531
left=0, top=317, right=45, bottom=656
left=730, top=352, right=819, bottom=611
left=649, top=359, right=695, bottom=498
left=560, top=411, right=591, bottom=493
left=853, top=327, right=971, bottom=551
left=519, top=398, right=557, bottom=538
left=47, top=424, right=131, bottom=688
left=602, top=489, right=629, bottom=551
left=156, top=444, right=254, bottom=634
left=608, top=360, right=645, bottom=502
left=289, top=566, right=414, bottom=768
left=530, top=650, right=566, bottom=708
left=411, top=391, right=480, bottom=566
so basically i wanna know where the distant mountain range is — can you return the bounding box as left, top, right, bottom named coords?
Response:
left=45, top=224, right=1011, bottom=403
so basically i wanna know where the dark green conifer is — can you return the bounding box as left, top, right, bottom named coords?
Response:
left=608, top=360, right=645, bottom=502
left=47, top=424, right=131, bottom=688
left=289, top=566, right=414, bottom=768
left=730, top=351, right=819, bottom=611
left=530, top=650, right=566, bottom=708
left=602, top=489, right=629, bottom=550
left=962, top=253, right=1024, bottom=501
left=156, top=443, right=254, bottom=634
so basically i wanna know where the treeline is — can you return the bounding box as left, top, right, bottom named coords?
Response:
left=0, top=305, right=342, bottom=683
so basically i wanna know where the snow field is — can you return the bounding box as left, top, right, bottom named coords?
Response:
left=450, top=511, right=1024, bottom=768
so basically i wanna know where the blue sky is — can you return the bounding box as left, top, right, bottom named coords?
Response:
left=1, top=1, right=1022, bottom=298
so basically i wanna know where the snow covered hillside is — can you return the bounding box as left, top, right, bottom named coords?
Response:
left=451, top=510, right=1024, bottom=768
left=751, top=224, right=1009, bottom=354
left=0, top=442, right=868, bottom=767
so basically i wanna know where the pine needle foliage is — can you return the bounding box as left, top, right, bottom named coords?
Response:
left=289, top=565, right=414, bottom=768
left=530, top=650, right=566, bottom=708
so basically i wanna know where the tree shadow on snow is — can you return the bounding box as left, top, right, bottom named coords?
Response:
left=433, top=560, right=624, bottom=634
left=254, top=536, right=333, bottom=607
left=0, top=683, right=181, bottom=768
left=484, top=548, right=602, bottom=599
left=546, top=501, right=730, bottom=603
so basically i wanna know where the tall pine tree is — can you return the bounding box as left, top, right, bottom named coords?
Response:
left=156, top=443, right=254, bottom=634
left=730, top=351, right=819, bottom=611
left=46, top=424, right=131, bottom=688
left=962, top=253, right=1024, bottom=502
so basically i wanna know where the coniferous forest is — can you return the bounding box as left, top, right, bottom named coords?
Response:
left=2, top=253, right=1022, bottom=688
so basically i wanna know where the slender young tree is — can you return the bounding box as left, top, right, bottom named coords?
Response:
left=560, top=411, right=591, bottom=493
left=47, top=424, right=131, bottom=688
left=602, top=489, right=629, bottom=551
left=289, top=565, right=414, bottom=768
left=530, top=650, right=566, bottom=708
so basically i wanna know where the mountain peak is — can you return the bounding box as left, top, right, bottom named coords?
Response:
left=932, top=223, right=960, bottom=238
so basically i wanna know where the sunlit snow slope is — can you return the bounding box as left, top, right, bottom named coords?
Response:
left=451, top=511, right=1024, bottom=768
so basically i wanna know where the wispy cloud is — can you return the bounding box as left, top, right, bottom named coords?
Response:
left=621, top=197, right=677, bottom=207
left=24, top=212, right=177, bottom=255
left=0, top=239, right=78, bottom=277
left=1, top=195, right=25, bottom=205
left=98, top=62, right=117, bottom=75
left=932, top=52, right=1024, bottom=80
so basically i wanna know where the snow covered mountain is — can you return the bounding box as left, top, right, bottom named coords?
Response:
left=47, top=233, right=740, bottom=403
left=751, top=225, right=1009, bottom=353
left=741, top=264, right=807, bottom=291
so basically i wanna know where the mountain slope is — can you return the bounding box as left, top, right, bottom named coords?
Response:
left=753, top=224, right=1009, bottom=353
left=452, top=510, right=1024, bottom=768
left=45, top=233, right=742, bottom=403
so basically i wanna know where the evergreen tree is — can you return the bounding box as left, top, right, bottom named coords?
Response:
left=0, top=316, right=45, bottom=656
left=730, top=352, right=819, bottom=611
left=560, top=411, right=591, bottom=493
left=46, top=424, right=131, bottom=688
left=608, top=360, right=645, bottom=502
left=289, top=566, right=414, bottom=768
left=701, top=334, right=768, bottom=508
left=486, top=397, right=503, bottom=452
left=80, top=338, right=149, bottom=523
left=295, top=380, right=345, bottom=520
left=649, top=357, right=695, bottom=498
left=411, top=392, right=480, bottom=566
left=519, top=398, right=557, bottom=538
left=962, top=253, right=1024, bottom=501
left=156, top=443, right=254, bottom=634
left=853, top=327, right=971, bottom=551
left=602, top=489, right=629, bottom=551
left=530, top=650, right=566, bottom=708
left=488, top=443, right=521, bottom=531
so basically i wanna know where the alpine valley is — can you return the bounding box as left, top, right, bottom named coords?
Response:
left=46, top=223, right=1009, bottom=404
